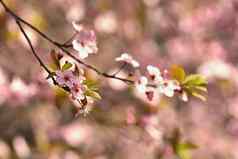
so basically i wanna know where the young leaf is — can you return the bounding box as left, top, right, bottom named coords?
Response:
left=83, top=79, right=99, bottom=91
left=170, top=65, right=186, bottom=83
left=85, top=90, right=101, bottom=100
left=62, top=61, right=73, bottom=71
left=191, top=92, right=207, bottom=101
left=183, top=74, right=207, bottom=86
left=50, top=49, right=60, bottom=70
left=176, top=142, right=197, bottom=159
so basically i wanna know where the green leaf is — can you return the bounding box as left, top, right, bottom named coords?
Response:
left=191, top=92, right=207, bottom=101
left=170, top=65, right=186, bottom=83
left=85, top=90, right=101, bottom=100
left=183, top=74, right=207, bottom=86
left=83, top=79, right=99, bottom=91
left=176, top=142, right=198, bottom=159
left=62, top=62, right=73, bottom=71
left=193, top=86, right=207, bottom=92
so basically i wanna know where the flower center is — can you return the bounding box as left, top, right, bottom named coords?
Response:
left=64, top=75, right=70, bottom=81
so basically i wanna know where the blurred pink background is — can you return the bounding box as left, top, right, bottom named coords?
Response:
left=1, top=0, right=238, bottom=158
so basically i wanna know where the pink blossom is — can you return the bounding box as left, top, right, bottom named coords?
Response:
left=70, top=81, right=86, bottom=101
left=60, top=122, right=93, bottom=147
left=55, top=70, right=76, bottom=88
left=8, top=78, right=37, bottom=105
left=72, top=23, right=98, bottom=59
left=115, top=53, right=140, bottom=68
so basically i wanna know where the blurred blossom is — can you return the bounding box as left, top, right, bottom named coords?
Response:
left=0, top=85, right=9, bottom=105
left=8, top=77, right=37, bottom=106
left=13, top=136, right=31, bottom=159
left=142, top=115, right=163, bottom=144
left=66, top=3, right=85, bottom=22
left=64, top=151, right=80, bottom=159
left=166, top=38, right=192, bottom=63
left=148, top=7, right=174, bottom=34
left=1, top=0, right=238, bottom=158
left=94, top=12, right=118, bottom=34
left=179, top=5, right=220, bottom=36
left=30, top=105, right=60, bottom=132
left=60, top=122, right=93, bottom=147
left=0, top=68, right=8, bottom=104
left=123, top=19, right=141, bottom=39
left=198, top=59, right=232, bottom=80
left=207, top=41, right=227, bottom=59
left=143, top=0, right=160, bottom=7
left=0, top=140, right=11, bottom=159
left=126, top=106, right=136, bottom=125
left=0, top=67, right=7, bottom=85
left=228, top=97, right=238, bottom=119
left=48, top=148, right=61, bottom=159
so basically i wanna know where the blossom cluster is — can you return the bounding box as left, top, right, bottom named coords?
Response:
left=114, top=53, right=181, bottom=101
left=49, top=49, right=101, bottom=115
left=59, top=22, right=206, bottom=109
left=136, top=65, right=181, bottom=101
left=47, top=22, right=207, bottom=115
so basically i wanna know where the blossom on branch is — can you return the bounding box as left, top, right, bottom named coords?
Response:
left=70, top=81, right=87, bottom=101
left=157, top=80, right=181, bottom=97
left=55, top=70, right=76, bottom=88
left=135, top=65, right=182, bottom=101
left=72, top=22, right=98, bottom=59
left=115, top=53, right=140, bottom=68
left=147, top=65, right=163, bottom=83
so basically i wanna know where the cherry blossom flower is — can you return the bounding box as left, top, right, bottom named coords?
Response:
left=55, top=69, right=87, bottom=102
left=70, top=81, right=86, bottom=101
left=158, top=80, right=180, bottom=97
left=136, top=76, right=148, bottom=93
left=115, top=53, right=140, bottom=68
left=72, top=22, right=98, bottom=59
left=136, top=76, right=156, bottom=101
left=146, top=65, right=163, bottom=83
left=145, top=89, right=155, bottom=101
left=55, top=70, right=76, bottom=88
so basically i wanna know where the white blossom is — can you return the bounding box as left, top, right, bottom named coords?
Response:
left=115, top=53, right=140, bottom=68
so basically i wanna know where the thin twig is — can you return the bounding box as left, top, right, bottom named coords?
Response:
left=112, top=63, right=127, bottom=76
left=15, top=20, right=57, bottom=84
left=62, top=32, right=77, bottom=47
left=15, top=20, right=50, bottom=73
